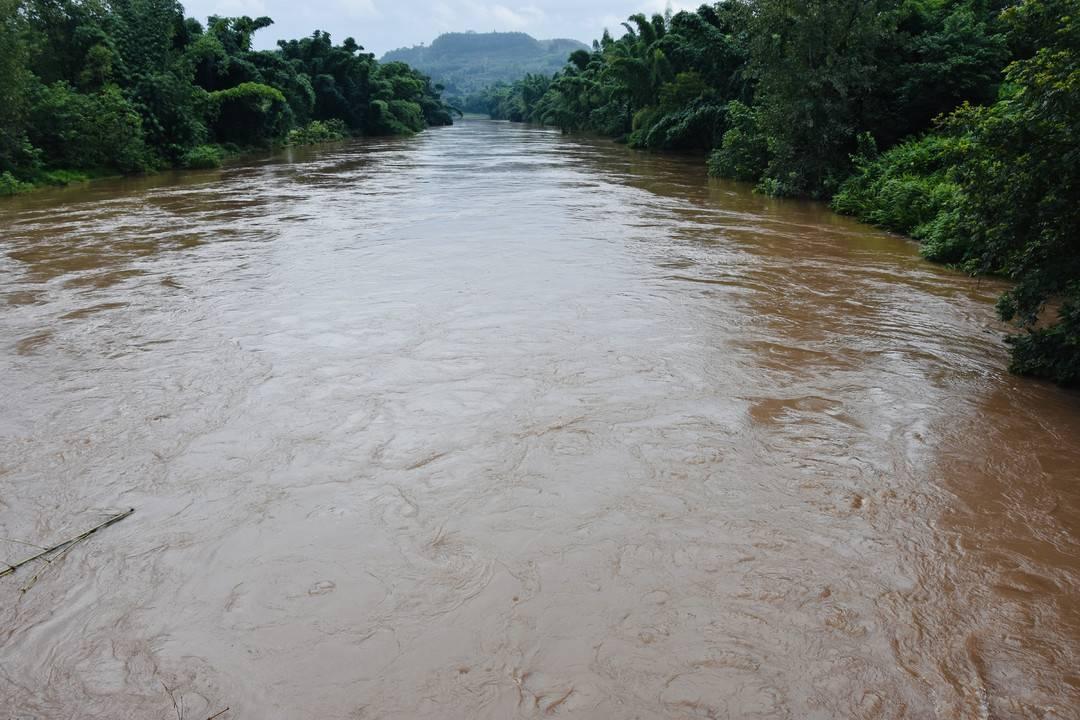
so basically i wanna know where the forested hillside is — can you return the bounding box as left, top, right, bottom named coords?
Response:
left=0, top=1, right=452, bottom=191
left=381, top=32, right=588, bottom=100
left=472, top=0, right=1080, bottom=386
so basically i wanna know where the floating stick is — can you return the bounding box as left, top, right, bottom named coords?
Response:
left=1, top=508, right=135, bottom=579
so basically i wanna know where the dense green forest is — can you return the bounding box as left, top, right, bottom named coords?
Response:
left=381, top=32, right=588, bottom=102
left=471, top=0, right=1079, bottom=386
left=0, top=0, right=452, bottom=190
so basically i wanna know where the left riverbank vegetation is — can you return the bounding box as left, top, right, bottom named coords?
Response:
left=466, top=0, right=1079, bottom=387
left=0, top=0, right=453, bottom=193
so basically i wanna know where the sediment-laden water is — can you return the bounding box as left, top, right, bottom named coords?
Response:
left=1, top=119, right=1078, bottom=719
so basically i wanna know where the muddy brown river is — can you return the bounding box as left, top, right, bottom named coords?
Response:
left=1, top=119, right=1079, bottom=719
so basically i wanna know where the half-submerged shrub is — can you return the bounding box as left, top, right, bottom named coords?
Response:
left=831, top=132, right=976, bottom=264
left=27, top=82, right=154, bottom=174
left=36, top=169, right=91, bottom=185
left=1003, top=302, right=1080, bottom=387
left=0, top=171, right=31, bottom=195
left=707, top=101, right=769, bottom=183
left=182, top=144, right=225, bottom=169
left=286, top=119, right=348, bottom=146
left=367, top=99, right=425, bottom=135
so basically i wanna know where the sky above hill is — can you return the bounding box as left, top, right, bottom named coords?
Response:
left=180, top=0, right=697, bottom=56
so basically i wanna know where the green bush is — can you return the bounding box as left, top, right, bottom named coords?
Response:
left=832, top=134, right=962, bottom=232
left=0, top=170, right=31, bottom=195
left=950, top=2, right=1080, bottom=384
left=182, top=144, right=225, bottom=169
left=916, top=203, right=973, bottom=265
left=388, top=99, right=425, bottom=133
left=707, top=101, right=769, bottom=182
left=286, top=119, right=348, bottom=146
left=1, top=6, right=452, bottom=190
left=639, top=101, right=725, bottom=151
left=36, top=169, right=91, bottom=186
left=27, top=83, right=154, bottom=173
left=831, top=132, right=981, bottom=265
left=210, top=82, right=291, bottom=146
left=627, top=107, right=658, bottom=148
left=1005, top=303, right=1080, bottom=387
left=367, top=99, right=426, bottom=136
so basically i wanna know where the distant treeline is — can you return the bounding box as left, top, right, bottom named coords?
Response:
left=0, top=1, right=452, bottom=188
left=469, top=0, right=1079, bottom=386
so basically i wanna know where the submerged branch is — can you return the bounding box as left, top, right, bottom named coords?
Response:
left=0, top=508, right=135, bottom=581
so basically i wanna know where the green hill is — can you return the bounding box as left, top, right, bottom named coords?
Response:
left=381, top=32, right=588, bottom=99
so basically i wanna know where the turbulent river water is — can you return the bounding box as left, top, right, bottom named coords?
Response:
left=1, top=119, right=1079, bottom=719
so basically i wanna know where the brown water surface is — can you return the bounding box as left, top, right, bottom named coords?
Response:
left=1, top=120, right=1079, bottom=719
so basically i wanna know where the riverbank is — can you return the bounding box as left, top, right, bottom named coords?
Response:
left=0, top=168, right=121, bottom=196
left=0, top=119, right=416, bottom=198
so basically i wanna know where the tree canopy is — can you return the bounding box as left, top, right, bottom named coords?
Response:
left=0, top=0, right=452, bottom=185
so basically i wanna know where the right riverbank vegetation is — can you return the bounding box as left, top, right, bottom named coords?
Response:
left=466, top=0, right=1078, bottom=387
left=0, top=2, right=453, bottom=189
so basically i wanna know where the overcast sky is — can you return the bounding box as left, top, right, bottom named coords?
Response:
left=179, top=0, right=697, bottom=57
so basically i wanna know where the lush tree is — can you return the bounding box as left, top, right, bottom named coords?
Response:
left=879, top=0, right=1008, bottom=144
left=955, top=0, right=1080, bottom=384
left=747, top=0, right=894, bottom=198
left=474, top=4, right=750, bottom=146
left=466, top=74, right=553, bottom=122
left=706, top=100, right=769, bottom=181
left=209, top=81, right=290, bottom=145
left=1, top=4, right=452, bottom=181
left=27, top=81, right=152, bottom=172
left=832, top=0, right=1079, bottom=383
left=276, top=31, right=450, bottom=133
